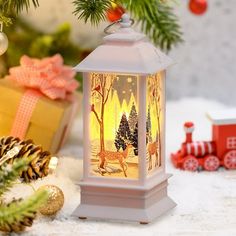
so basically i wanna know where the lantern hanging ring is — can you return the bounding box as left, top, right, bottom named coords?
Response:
left=104, top=14, right=135, bottom=35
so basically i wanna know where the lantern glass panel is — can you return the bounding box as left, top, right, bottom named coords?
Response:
left=89, top=73, right=139, bottom=179
left=146, top=73, right=164, bottom=175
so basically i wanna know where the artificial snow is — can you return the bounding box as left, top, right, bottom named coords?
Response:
left=5, top=98, right=236, bottom=236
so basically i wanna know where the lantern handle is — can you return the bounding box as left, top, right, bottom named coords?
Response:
left=104, top=13, right=134, bottom=35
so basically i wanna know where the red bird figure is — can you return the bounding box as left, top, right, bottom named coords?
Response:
left=94, top=85, right=101, bottom=92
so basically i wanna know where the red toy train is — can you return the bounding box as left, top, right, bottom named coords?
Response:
left=171, top=110, right=236, bottom=171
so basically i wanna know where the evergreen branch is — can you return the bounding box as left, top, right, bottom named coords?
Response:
left=72, top=0, right=183, bottom=50
left=0, top=189, right=48, bottom=232
left=73, top=0, right=112, bottom=26
left=1, top=0, right=183, bottom=50
left=0, top=0, right=39, bottom=14
left=126, top=0, right=183, bottom=50
left=0, top=0, right=39, bottom=25
left=0, top=159, right=29, bottom=197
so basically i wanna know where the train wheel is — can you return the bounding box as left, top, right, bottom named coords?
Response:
left=183, top=156, right=199, bottom=171
left=223, top=150, right=236, bottom=170
left=203, top=155, right=220, bottom=171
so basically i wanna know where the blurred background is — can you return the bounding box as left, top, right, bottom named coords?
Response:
left=1, top=0, right=235, bottom=105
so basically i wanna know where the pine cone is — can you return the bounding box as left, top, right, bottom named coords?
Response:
left=0, top=136, right=52, bottom=182
left=0, top=199, right=37, bottom=233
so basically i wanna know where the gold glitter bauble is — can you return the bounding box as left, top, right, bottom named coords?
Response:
left=37, top=185, right=64, bottom=216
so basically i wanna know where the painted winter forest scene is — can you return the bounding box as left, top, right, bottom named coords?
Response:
left=89, top=73, right=163, bottom=179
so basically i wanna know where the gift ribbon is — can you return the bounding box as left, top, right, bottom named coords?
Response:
left=7, top=54, right=79, bottom=143
left=10, top=90, right=42, bottom=139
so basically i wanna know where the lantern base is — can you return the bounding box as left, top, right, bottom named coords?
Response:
left=73, top=175, right=176, bottom=223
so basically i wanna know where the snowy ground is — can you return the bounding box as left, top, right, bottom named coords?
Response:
left=6, top=98, right=236, bottom=236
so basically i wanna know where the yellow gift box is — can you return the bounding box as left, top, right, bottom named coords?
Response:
left=0, top=54, right=81, bottom=153
left=0, top=79, right=81, bottom=154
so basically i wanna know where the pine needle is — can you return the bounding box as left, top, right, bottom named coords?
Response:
left=0, top=158, right=29, bottom=197
left=72, top=0, right=183, bottom=50
left=0, top=0, right=39, bottom=25
left=125, top=0, right=183, bottom=51
left=0, top=156, right=48, bottom=233
left=0, top=189, right=48, bottom=232
left=0, top=0, right=39, bottom=14
left=1, top=0, right=183, bottom=50
left=73, top=0, right=112, bottom=26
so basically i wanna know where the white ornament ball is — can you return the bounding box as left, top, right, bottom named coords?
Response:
left=0, top=32, right=9, bottom=56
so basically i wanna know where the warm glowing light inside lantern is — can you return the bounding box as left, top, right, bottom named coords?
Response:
left=88, top=72, right=164, bottom=179
left=146, top=72, right=164, bottom=175
left=90, top=74, right=138, bottom=140
left=89, top=73, right=139, bottom=179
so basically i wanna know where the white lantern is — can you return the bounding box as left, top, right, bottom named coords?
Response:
left=73, top=14, right=176, bottom=223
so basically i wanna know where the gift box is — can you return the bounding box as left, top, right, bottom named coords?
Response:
left=0, top=55, right=80, bottom=154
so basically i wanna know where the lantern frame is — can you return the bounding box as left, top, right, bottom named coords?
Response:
left=73, top=14, right=176, bottom=223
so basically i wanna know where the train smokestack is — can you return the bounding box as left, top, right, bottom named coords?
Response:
left=184, top=122, right=194, bottom=143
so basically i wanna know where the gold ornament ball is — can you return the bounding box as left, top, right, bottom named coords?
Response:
left=37, top=185, right=64, bottom=216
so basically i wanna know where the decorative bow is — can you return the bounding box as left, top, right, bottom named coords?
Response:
left=6, top=54, right=79, bottom=100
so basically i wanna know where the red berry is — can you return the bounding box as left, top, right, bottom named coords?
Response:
left=107, top=5, right=125, bottom=22
left=189, top=0, right=208, bottom=15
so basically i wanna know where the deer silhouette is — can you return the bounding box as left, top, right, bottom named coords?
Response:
left=97, top=142, right=133, bottom=177
left=148, top=140, right=160, bottom=171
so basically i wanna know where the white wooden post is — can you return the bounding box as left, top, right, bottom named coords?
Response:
left=161, top=71, right=166, bottom=173
left=138, top=75, right=147, bottom=185
left=83, top=72, right=91, bottom=181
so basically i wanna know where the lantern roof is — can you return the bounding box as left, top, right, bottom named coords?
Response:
left=74, top=14, right=173, bottom=75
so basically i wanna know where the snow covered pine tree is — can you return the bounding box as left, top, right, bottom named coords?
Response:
left=115, top=113, right=132, bottom=151
left=128, top=103, right=138, bottom=132
left=146, top=105, right=152, bottom=143
left=131, top=122, right=138, bottom=156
